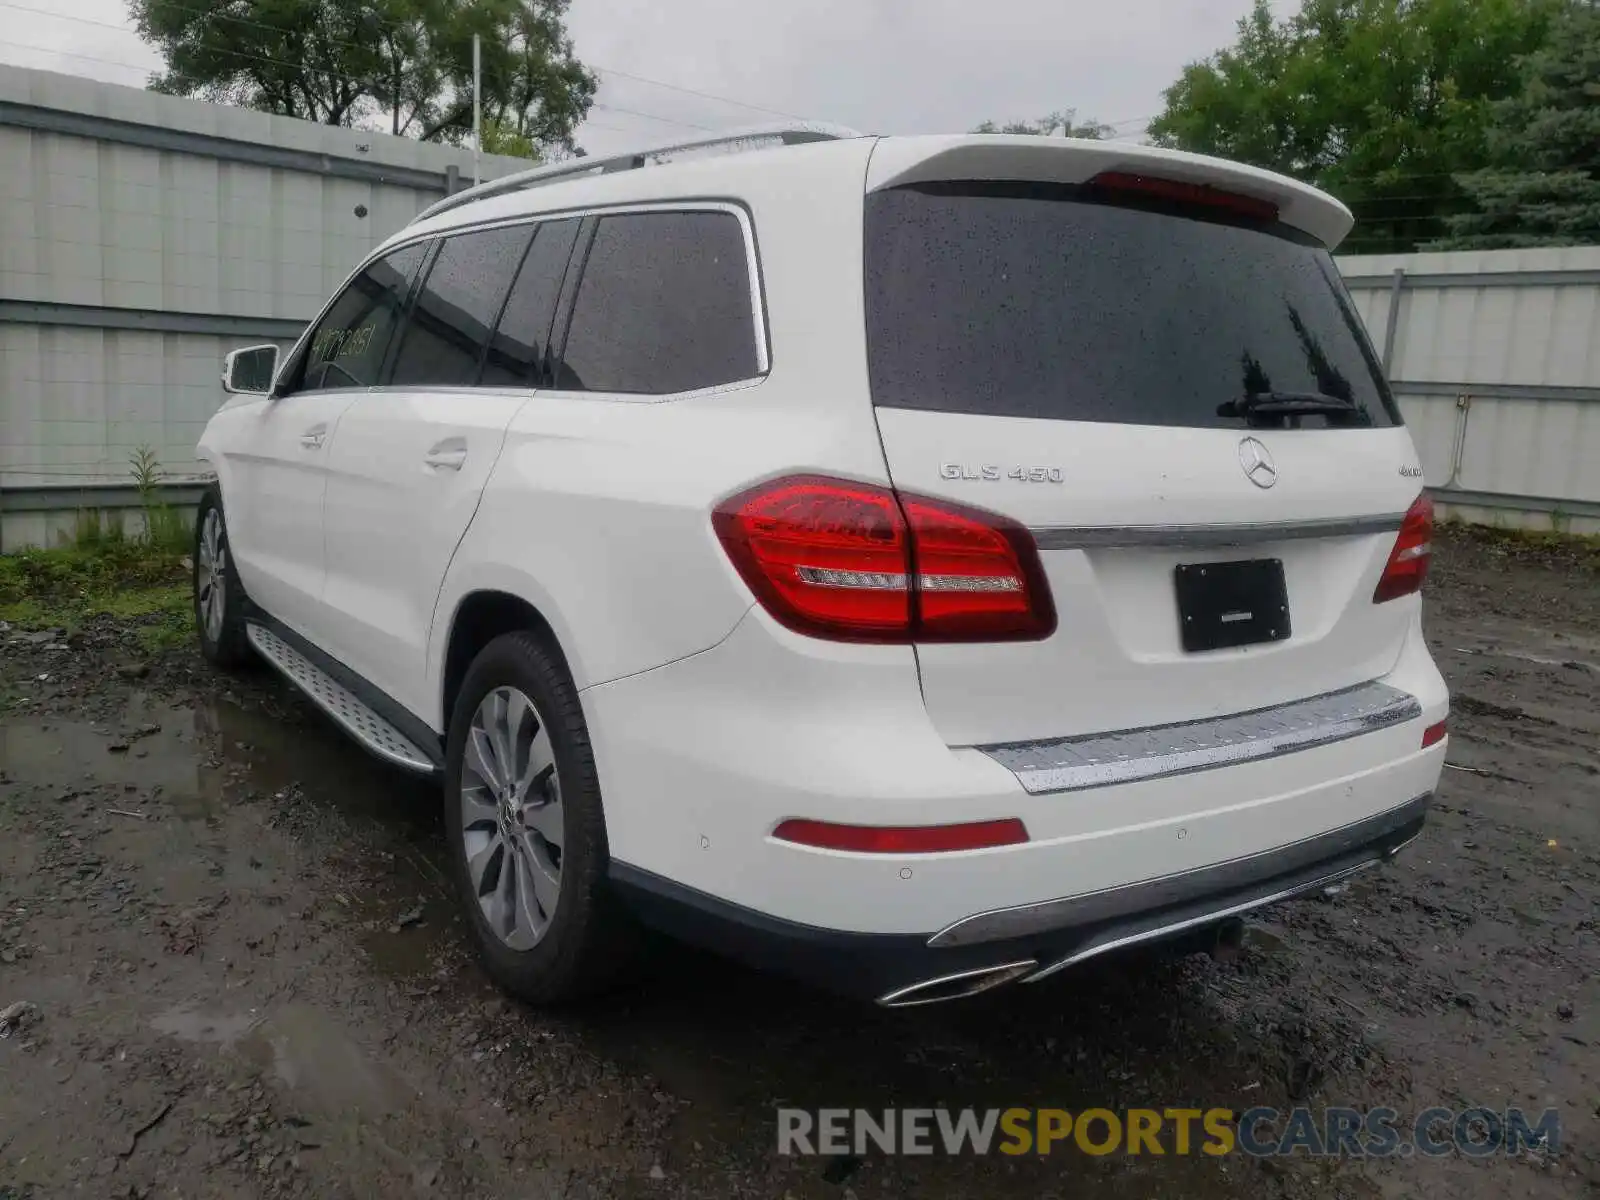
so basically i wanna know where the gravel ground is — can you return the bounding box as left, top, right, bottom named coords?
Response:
left=0, top=527, right=1595, bottom=1199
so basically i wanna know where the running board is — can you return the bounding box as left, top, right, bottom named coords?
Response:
left=246, top=623, right=437, bottom=775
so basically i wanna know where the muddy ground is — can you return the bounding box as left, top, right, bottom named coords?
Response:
left=0, top=527, right=1595, bottom=1200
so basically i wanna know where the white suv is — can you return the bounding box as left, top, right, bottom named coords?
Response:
left=196, top=125, right=1448, bottom=1007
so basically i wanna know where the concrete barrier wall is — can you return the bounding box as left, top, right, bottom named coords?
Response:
left=1339, top=245, right=1600, bottom=535
left=0, top=63, right=526, bottom=550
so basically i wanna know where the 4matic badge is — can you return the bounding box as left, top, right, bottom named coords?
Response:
left=940, top=463, right=1065, bottom=483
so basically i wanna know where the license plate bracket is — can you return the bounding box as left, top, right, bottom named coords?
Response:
left=1174, top=559, right=1290, bottom=652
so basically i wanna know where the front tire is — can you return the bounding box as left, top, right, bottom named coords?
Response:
left=193, top=489, right=252, bottom=669
left=444, top=632, right=633, bottom=1004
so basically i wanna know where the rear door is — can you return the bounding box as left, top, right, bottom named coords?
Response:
left=863, top=168, right=1426, bottom=746
left=318, top=221, right=568, bottom=718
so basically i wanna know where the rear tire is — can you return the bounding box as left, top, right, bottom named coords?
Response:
left=444, top=631, right=634, bottom=1004
left=193, top=488, right=252, bottom=669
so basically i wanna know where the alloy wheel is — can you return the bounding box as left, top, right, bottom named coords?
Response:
left=460, top=686, right=564, bottom=950
left=197, top=509, right=227, bottom=644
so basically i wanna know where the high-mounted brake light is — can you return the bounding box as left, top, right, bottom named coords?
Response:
left=1088, top=171, right=1280, bottom=222
left=772, top=817, right=1029, bottom=854
left=1374, top=493, right=1434, bottom=603
left=712, top=475, right=1055, bottom=643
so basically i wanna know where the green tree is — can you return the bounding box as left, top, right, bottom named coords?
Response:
left=129, top=0, right=596, bottom=154
left=1433, top=1, right=1600, bottom=247
left=1149, top=0, right=1561, bottom=253
left=972, top=109, right=1113, bottom=139
left=479, top=116, right=539, bottom=160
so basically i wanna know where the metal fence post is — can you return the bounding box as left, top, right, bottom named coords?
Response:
left=1381, top=267, right=1406, bottom=375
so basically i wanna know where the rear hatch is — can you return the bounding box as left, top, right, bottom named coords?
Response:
left=863, top=141, right=1427, bottom=746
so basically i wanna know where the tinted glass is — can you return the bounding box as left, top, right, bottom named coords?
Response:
left=389, top=225, right=532, bottom=387
left=482, top=219, right=581, bottom=387
left=559, top=211, right=759, bottom=395
left=299, top=243, right=426, bottom=391
left=549, top=222, right=593, bottom=392
left=865, top=183, right=1400, bottom=429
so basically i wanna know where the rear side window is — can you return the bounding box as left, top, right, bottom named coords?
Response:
left=299, top=242, right=426, bottom=391
left=482, top=218, right=582, bottom=388
left=558, top=211, right=760, bottom=395
left=389, top=225, right=533, bottom=387
left=865, top=183, right=1400, bottom=429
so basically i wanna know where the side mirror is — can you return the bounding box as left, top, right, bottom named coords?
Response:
left=222, top=344, right=281, bottom=396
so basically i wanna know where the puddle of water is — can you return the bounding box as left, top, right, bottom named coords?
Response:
left=0, top=690, right=440, bottom=829
left=153, top=1002, right=406, bottom=1119
left=151, top=1005, right=262, bottom=1045
left=8, top=680, right=456, bottom=980
left=195, top=694, right=446, bottom=846
left=1245, top=925, right=1288, bottom=957
left=358, top=897, right=454, bottom=981
left=0, top=693, right=217, bottom=810
left=198, top=696, right=457, bottom=978
left=239, top=1004, right=406, bottom=1119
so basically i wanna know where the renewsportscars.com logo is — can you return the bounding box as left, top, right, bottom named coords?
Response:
left=777, top=1106, right=1561, bottom=1159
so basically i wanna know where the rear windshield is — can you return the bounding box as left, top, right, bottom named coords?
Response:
left=864, top=182, right=1400, bottom=429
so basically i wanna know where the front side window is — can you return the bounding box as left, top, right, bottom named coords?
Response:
left=389, top=225, right=533, bottom=387
left=558, top=211, right=760, bottom=395
left=297, top=242, right=427, bottom=392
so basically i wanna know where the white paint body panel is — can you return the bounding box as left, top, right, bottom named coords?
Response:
left=199, top=131, right=1449, bottom=942
left=873, top=412, right=1427, bottom=744
left=585, top=603, right=1446, bottom=935
left=200, top=390, right=359, bottom=643
left=321, top=388, right=529, bottom=719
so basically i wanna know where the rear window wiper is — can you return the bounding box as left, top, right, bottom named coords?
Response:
left=1218, top=391, right=1373, bottom=426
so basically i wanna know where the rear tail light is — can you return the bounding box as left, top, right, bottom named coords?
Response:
left=772, top=817, right=1029, bottom=854
left=1374, top=493, right=1434, bottom=603
left=1422, top=719, right=1447, bottom=748
left=1087, top=171, right=1280, bottom=222
left=713, top=475, right=1055, bottom=643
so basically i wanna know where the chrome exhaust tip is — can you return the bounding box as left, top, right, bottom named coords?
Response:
left=876, top=960, right=1038, bottom=1008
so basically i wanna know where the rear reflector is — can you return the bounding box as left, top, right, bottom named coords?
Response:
left=1374, top=493, right=1434, bottom=603
left=1422, top=719, right=1447, bottom=748
left=772, top=817, right=1029, bottom=854
left=1088, top=171, right=1280, bottom=222
left=713, top=475, right=1054, bottom=642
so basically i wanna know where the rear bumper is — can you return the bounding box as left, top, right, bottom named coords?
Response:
left=611, top=791, right=1431, bottom=1005
left=583, top=602, right=1448, bottom=930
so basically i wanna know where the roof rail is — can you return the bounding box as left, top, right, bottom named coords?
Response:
left=411, top=121, right=866, bottom=226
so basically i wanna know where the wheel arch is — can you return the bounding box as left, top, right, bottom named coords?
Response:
left=439, top=588, right=577, bottom=733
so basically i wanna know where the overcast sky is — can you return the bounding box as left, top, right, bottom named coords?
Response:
left=0, top=0, right=1290, bottom=156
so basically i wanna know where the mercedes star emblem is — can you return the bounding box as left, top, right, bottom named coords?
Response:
left=1238, top=437, right=1278, bottom=489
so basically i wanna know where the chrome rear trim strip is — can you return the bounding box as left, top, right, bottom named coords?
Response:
left=980, top=680, right=1421, bottom=795
left=929, top=792, right=1431, bottom=949
left=875, top=960, right=1039, bottom=1008
left=1022, top=858, right=1381, bottom=983
left=1032, top=513, right=1404, bottom=552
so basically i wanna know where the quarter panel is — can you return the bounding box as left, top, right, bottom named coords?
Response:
left=426, top=144, right=887, bottom=726
left=429, top=384, right=891, bottom=719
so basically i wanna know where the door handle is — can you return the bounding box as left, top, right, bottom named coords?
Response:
left=424, top=447, right=467, bottom=471
left=299, top=427, right=327, bottom=450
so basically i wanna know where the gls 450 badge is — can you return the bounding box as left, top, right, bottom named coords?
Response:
left=940, top=463, right=1065, bottom=483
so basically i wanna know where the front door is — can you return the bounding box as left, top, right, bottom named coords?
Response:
left=229, top=241, right=429, bottom=646
left=225, top=389, right=361, bottom=637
